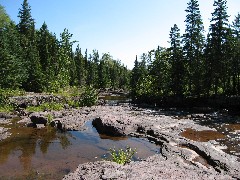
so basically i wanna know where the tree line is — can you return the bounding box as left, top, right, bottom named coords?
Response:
left=131, top=0, right=240, bottom=103
left=0, top=0, right=130, bottom=93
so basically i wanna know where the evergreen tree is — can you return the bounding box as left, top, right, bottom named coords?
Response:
left=92, top=50, right=100, bottom=87
left=131, top=56, right=140, bottom=100
left=98, top=55, right=108, bottom=88
left=37, top=22, right=58, bottom=90
left=183, top=0, right=205, bottom=96
left=0, top=22, right=27, bottom=88
left=74, top=45, right=86, bottom=86
left=0, top=5, right=11, bottom=28
left=148, top=46, right=171, bottom=96
left=118, top=65, right=130, bottom=90
left=168, top=24, right=185, bottom=96
left=57, top=28, right=76, bottom=88
left=17, top=0, right=34, bottom=36
left=18, top=0, right=43, bottom=92
left=231, top=13, right=240, bottom=94
left=204, top=0, right=229, bottom=95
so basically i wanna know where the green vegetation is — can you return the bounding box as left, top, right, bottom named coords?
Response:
left=109, top=146, right=137, bottom=165
left=26, top=102, right=64, bottom=112
left=131, top=0, right=240, bottom=104
left=1, top=0, right=240, bottom=108
left=0, top=0, right=130, bottom=93
left=79, top=86, right=98, bottom=107
left=46, top=114, right=54, bottom=125
left=0, top=105, right=14, bottom=113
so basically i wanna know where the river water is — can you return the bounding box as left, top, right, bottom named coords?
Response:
left=0, top=120, right=160, bottom=179
left=164, top=108, right=240, bottom=159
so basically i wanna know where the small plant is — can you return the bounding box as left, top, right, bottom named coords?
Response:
left=46, top=114, right=54, bottom=125
left=109, top=146, right=137, bottom=165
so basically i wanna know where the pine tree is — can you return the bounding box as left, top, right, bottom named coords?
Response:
left=183, top=0, right=205, bottom=96
left=148, top=46, right=171, bottom=96
left=169, top=24, right=185, bottom=96
left=18, top=0, right=43, bottom=92
left=17, top=0, right=34, bottom=36
left=37, top=22, right=57, bottom=90
left=92, top=50, right=100, bottom=87
left=0, top=5, right=11, bottom=28
left=131, top=56, right=140, bottom=100
left=204, top=0, right=229, bottom=95
left=98, top=55, right=108, bottom=88
left=57, top=28, right=76, bottom=88
left=74, top=45, right=86, bottom=86
left=232, top=13, right=240, bottom=94
left=0, top=22, right=27, bottom=88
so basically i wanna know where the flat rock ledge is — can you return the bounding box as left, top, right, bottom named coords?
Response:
left=63, top=154, right=231, bottom=180
left=62, top=105, right=240, bottom=179
left=1, top=102, right=239, bottom=179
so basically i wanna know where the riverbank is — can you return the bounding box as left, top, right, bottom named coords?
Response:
left=0, top=95, right=239, bottom=179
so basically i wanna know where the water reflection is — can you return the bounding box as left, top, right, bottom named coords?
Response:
left=0, top=122, right=71, bottom=170
left=0, top=119, right=159, bottom=179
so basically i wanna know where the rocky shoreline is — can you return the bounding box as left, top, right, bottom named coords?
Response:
left=0, top=96, right=240, bottom=179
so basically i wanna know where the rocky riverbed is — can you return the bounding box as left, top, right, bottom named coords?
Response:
left=0, top=101, right=240, bottom=179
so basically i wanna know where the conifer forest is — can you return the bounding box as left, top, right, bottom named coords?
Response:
left=1, top=0, right=240, bottom=106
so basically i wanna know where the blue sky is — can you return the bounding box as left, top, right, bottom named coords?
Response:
left=1, top=0, right=239, bottom=69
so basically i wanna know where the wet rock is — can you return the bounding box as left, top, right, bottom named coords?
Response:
left=49, top=121, right=56, bottom=127
left=92, top=117, right=125, bottom=136
left=30, top=115, right=47, bottom=125
left=27, top=122, right=37, bottom=128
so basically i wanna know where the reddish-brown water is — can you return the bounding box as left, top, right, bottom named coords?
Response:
left=0, top=120, right=160, bottom=179
left=180, top=128, right=226, bottom=142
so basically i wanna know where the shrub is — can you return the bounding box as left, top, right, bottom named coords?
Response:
left=109, top=146, right=137, bottom=165
left=79, top=86, right=98, bottom=107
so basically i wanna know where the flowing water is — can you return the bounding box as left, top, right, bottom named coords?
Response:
left=0, top=120, right=160, bottom=179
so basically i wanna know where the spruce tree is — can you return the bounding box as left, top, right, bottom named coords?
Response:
left=130, top=56, right=140, bottom=100
left=232, top=13, right=240, bottom=94
left=148, top=46, right=171, bottom=96
left=169, top=24, right=185, bottom=96
left=57, top=28, right=75, bottom=88
left=204, top=0, right=229, bottom=95
left=18, top=0, right=43, bottom=92
left=0, top=22, right=27, bottom=88
left=183, top=0, right=205, bottom=96
left=37, top=22, right=56, bottom=90
left=17, top=0, right=34, bottom=36
left=74, top=45, right=87, bottom=86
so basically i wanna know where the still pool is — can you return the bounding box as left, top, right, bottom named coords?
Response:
left=0, top=120, right=160, bottom=179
